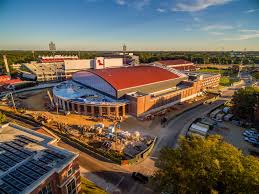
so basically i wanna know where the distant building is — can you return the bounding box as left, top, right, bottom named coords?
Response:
left=103, top=52, right=139, bottom=65
left=0, top=122, right=81, bottom=194
left=39, top=55, right=78, bottom=63
left=49, top=41, right=56, bottom=51
left=23, top=55, right=124, bottom=81
left=10, top=63, right=22, bottom=70
left=154, top=59, right=196, bottom=71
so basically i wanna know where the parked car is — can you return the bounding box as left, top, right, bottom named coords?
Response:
left=244, top=137, right=258, bottom=144
left=132, top=172, right=149, bottom=184
left=212, top=118, right=223, bottom=122
left=243, top=131, right=257, bottom=136
left=243, top=131, right=259, bottom=138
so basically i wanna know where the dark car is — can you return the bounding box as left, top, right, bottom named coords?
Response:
left=132, top=172, right=149, bottom=184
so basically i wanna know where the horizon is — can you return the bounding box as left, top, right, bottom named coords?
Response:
left=1, top=0, right=259, bottom=51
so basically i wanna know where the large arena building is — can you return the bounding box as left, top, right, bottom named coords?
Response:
left=53, top=64, right=220, bottom=117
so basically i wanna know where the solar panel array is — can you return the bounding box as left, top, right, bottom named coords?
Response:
left=0, top=135, right=67, bottom=194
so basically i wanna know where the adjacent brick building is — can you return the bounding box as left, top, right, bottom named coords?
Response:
left=0, top=123, right=81, bottom=194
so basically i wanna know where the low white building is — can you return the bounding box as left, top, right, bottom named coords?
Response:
left=23, top=57, right=125, bottom=82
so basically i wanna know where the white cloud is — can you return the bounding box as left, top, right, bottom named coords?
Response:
left=239, top=29, right=259, bottom=33
left=116, top=0, right=126, bottom=5
left=173, top=0, right=233, bottom=12
left=224, top=29, right=259, bottom=40
left=156, top=8, right=166, bottom=13
left=210, top=31, right=224, bottom=35
left=202, top=24, right=233, bottom=31
left=244, top=9, right=259, bottom=13
left=193, top=17, right=201, bottom=22
left=115, top=0, right=150, bottom=10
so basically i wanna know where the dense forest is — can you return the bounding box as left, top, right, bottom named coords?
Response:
left=0, top=50, right=258, bottom=67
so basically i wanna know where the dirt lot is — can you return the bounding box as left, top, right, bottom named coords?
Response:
left=210, top=121, right=258, bottom=155
left=3, top=89, right=215, bottom=139
left=2, top=89, right=113, bottom=127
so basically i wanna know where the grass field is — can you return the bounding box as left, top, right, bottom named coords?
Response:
left=220, top=76, right=232, bottom=86
left=81, top=177, right=107, bottom=194
left=251, top=72, right=259, bottom=80
left=197, top=68, right=237, bottom=77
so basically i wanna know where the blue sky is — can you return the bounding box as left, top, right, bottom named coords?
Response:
left=0, top=0, right=259, bottom=51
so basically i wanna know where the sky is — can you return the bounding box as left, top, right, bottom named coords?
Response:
left=0, top=0, right=259, bottom=51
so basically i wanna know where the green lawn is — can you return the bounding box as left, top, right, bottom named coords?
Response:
left=81, top=177, right=107, bottom=194
left=251, top=71, right=259, bottom=80
left=197, top=68, right=237, bottom=77
left=220, top=76, right=240, bottom=86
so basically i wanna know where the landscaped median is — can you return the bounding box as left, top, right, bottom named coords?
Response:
left=81, top=176, right=107, bottom=194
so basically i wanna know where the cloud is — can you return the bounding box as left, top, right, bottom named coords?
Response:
left=239, top=29, right=259, bottom=33
left=244, top=9, right=259, bottom=13
left=202, top=24, right=233, bottom=31
left=156, top=8, right=166, bottom=13
left=193, top=17, right=201, bottom=22
left=116, top=0, right=126, bottom=5
left=173, top=0, right=233, bottom=12
left=115, top=0, right=150, bottom=10
left=210, top=31, right=224, bottom=35
left=224, top=29, right=259, bottom=40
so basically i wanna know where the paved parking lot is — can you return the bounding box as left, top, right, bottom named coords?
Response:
left=209, top=121, right=258, bottom=155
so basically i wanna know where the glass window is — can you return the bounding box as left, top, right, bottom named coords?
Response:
left=38, top=183, right=52, bottom=194
left=67, top=179, right=77, bottom=194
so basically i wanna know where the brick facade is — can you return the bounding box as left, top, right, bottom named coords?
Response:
left=30, top=158, right=81, bottom=194
left=127, top=75, right=220, bottom=117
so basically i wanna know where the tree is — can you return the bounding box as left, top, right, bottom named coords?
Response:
left=152, top=135, right=259, bottom=194
left=231, top=87, right=259, bottom=122
left=0, top=112, right=6, bottom=124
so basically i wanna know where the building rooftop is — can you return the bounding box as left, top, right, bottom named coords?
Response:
left=39, top=55, right=78, bottom=63
left=0, top=78, right=23, bottom=86
left=0, top=123, right=77, bottom=194
left=156, top=59, right=193, bottom=66
left=172, top=65, right=196, bottom=71
left=86, top=65, right=180, bottom=90
left=53, top=80, right=127, bottom=105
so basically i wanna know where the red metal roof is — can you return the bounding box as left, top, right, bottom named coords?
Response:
left=173, top=65, right=196, bottom=71
left=87, top=66, right=180, bottom=90
left=40, top=58, right=78, bottom=63
left=0, top=78, right=22, bottom=86
left=157, top=59, right=193, bottom=66
left=0, top=75, right=11, bottom=82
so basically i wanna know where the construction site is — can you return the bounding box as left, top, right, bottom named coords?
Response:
left=0, top=88, right=156, bottom=164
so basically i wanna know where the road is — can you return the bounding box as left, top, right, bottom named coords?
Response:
left=57, top=141, right=152, bottom=194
